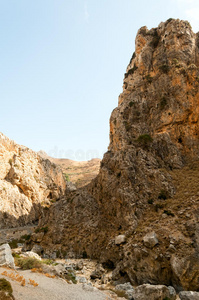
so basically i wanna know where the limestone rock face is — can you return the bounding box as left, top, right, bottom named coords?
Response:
left=35, top=19, right=199, bottom=291
left=0, top=133, right=66, bottom=228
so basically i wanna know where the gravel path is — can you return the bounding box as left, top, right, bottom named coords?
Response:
left=0, top=267, right=108, bottom=300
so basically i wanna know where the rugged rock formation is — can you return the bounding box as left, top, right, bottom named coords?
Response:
left=31, top=19, right=199, bottom=291
left=0, top=133, right=66, bottom=228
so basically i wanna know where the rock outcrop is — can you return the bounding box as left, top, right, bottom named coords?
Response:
left=0, top=244, right=15, bottom=269
left=0, top=133, right=66, bottom=228
left=30, top=19, right=199, bottom=291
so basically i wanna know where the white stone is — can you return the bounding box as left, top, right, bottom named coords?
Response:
left=115, top=235, right=126, bottom=245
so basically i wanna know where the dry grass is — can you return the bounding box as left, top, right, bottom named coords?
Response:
left=1, top=270, right=39, bottom=288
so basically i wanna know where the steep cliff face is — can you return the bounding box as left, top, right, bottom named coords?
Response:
left=0, top=133, right=66, bottom=228
left=34, top=19, right=199, bottom=291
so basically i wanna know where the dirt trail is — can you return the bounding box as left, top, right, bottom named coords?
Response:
left=0, top=267, right=108, bottom=300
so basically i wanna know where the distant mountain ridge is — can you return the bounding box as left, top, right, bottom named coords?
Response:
left=37, top=150, right=101, bottom=188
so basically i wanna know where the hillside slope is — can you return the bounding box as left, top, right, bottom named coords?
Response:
left=38, top=151, right=101, bottom=188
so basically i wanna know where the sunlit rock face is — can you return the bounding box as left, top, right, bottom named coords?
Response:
left=0, top=132, right=66, bottom=228
left=35, top=19, right=199, bottom=291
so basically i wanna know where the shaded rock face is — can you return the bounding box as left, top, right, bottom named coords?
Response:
left=0, top=133, right=66, bottom=228
left=35, top=19, right=199, bottom=290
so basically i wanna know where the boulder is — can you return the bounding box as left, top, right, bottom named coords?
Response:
left=115, top=282, right=134, bottom=299
left=179, top=291, right=199, bottom=300
left=90, top=264, right=105, bottom=280
left=143, top=232, right=159, bottom=249
left=115, top=235, right=126, bottom=245
left=76, top=276, right=87, bottom=283
left=31, top=244, right=43, bottom=255
left=23, top=251, right=42, bottom=261
left=131, top=284, right=176, bottom=300
left=0, top=244, right=15, bottom=269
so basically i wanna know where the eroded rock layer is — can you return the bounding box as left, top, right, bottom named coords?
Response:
left=32, top=19, right=199, bottom=291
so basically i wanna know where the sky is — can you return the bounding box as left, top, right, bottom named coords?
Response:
left=0, top=0, right=199, bottom=161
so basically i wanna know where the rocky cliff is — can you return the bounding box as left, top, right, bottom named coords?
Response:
left=0, top=133, right=66, bottom=228
left=30, top=19, right=199, bottom=291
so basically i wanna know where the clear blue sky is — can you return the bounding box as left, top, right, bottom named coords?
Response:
left=0, top=0, right=198, bottom=160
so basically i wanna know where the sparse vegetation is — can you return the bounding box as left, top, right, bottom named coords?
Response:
left=21, top=234, right=31, bottom=241
left=163, top=210, right=174, bottom=217
left=158, top=190, right=168, bottom=200
left=159, top=64, right=170, bottom=73
left=137, top=134, right=153, bottom=147
left=65, top=270, right=77, bottom=284
left=166, top=18, right=174, bottom=24
left=145, top=74, right=153, bottom=83
left=148, top=199, right=154, bottom=204
left=160, top=96, right=167, bottom=109
left=155, top=203, right=164, bottom=212
left=0, top=278, right=13, bottom=295
left=150, top=30, right=160, bottom=48
left=35, top=226, right=48, bottom=234
left=15, top=257, right=42, bottom=270
left=64, top=173, right=70, bottom=182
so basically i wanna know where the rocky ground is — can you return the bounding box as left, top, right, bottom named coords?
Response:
left=1, top=243, right=198, bottom=299
left=0, top=267, right=108, bottom=300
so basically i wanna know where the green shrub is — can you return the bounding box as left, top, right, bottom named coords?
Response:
left=12, top=253, right=21, bottom=258
left=137, top=134, right=153, bottom=147
left=148, top=199, right=154, bottom=204
left=82, top=250, right=88, bottom=258
left=65, top=271, right=77, bottom=284
left=160, top=96, right=167, bottom=109
left=129, top=101, right=134, bottom=107
left=164, top=210, right=174, bottom=217
left=159, top=64, right=170, bottom=74
left=166, top=18, right=173, bottom=24
left=0, top=278, right=13, bottom=295
left=21, top=234, right=31, bottom=241
left=43, top=259, right=57, bottom=266
left=64, top=173, right=70, bottom=182
left=41, top=226, right=48, bottom=233
left=145, top=74, right=153, bottom=83
left=35, top=226, right=48, bottom=234
left=15, top=257, right=42, bottom=270
left=158, top=190, right=168, bottom=200
left=150, top=30, right=160, bottom=48
left=8, top=240, right=18, bottom=249
left=155, top=203, right=164, bottom=212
